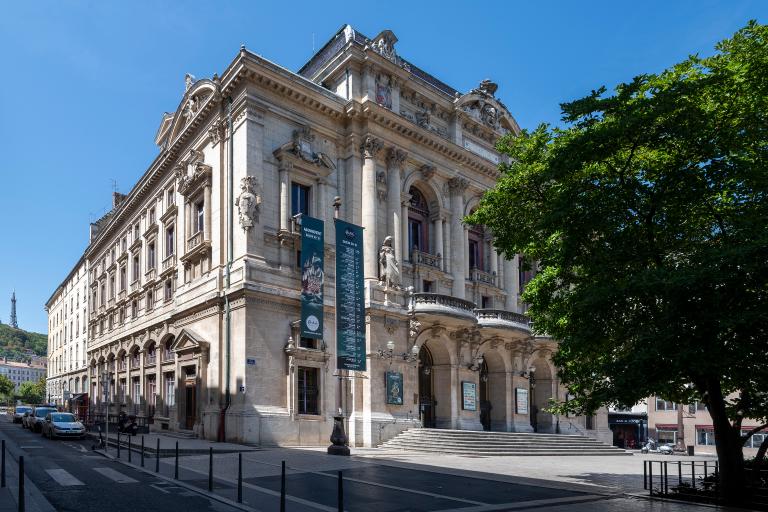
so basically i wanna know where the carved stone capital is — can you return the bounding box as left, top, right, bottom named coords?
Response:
left=386, top=147, right=407, bottom=169
left=360, top=136, right=384, bottom=159
left=447, top=176, right=470, bottom=195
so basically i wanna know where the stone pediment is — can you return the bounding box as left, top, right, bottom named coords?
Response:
left=455, top=79, right=519, bottom=138
left=171, top=327, right=209, bottom=354
left=155, top=76, right=221, bottom=150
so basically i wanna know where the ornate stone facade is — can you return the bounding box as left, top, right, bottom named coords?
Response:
left=48, top=25, right=609, bottom=446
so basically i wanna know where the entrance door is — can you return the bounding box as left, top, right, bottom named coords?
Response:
left=479, top=361, right=491, bottom=431
left=418, top=346, right=435, bottom=428
left=184, top=382, right=196, bottom=430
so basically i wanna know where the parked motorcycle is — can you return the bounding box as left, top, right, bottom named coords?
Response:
left=117, top=412, right=138, bottom=436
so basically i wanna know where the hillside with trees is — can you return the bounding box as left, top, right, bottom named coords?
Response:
left=0, top=323, right=47, bottom=361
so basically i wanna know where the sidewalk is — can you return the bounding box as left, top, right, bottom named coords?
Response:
left=0, top=444, right=56, bottom=512
left=86, top=430, right=259, bottom=455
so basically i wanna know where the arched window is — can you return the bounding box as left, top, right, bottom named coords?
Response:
left=408, top=187, right=430, bottom=254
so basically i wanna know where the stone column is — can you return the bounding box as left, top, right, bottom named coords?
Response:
left=317, top=177, right=328, bottom=226
left=464, top=227, right=470, bottom=278
left=386, top=148, right=406, bottom=266
left=504, top=256, right=520, bottom=312
left=433, top=217, right=443, bottom=269
left=278, top=160, right=291, bottom=233
left=444, top=214, right=451, bottom=274
left=448, top=177, right=468, bottom=298
left=203, top=184, right=212, bottom=242
left=490, top=248, right=499, bottom=288
left=360, top=136, right=383, bottom=280
left=400, top=195, right=410, bottom=264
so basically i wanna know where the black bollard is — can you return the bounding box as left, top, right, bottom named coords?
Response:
left=280, top=461, right=286, bottom=512
left=141, top=436, right=145, bottom=467
left=1, top=439, right=5, bottom=488
left=156, top=438, right=160, bottom=473
left=237, top=453, right=242, bottom=503
left=642, top=460, right=646, bottom=490
left=174, top=441, right=179, bottom=479
left=337, top=470, right=343, bottom=512
left=208, top=447, right=213, bottom=492
left=128, top=435, right=132, bottom=463
left=19, top=456, right=25, bottom=512
left=117, top=431, right=121, bottom=459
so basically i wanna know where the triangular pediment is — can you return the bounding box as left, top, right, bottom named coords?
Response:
left=171, top=327, right=209, bottom=354
left=155, top=77, right=221, bottom=150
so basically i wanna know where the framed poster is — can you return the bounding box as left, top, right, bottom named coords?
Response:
left=334, top=219, right=366, bottom=371
left=462, top=381, right=477, bottom=411
left=385, top=371, right=403, bottom=405
left=516, top=388, right=529, bottom=414
left=300, top=216, right=324, bottom=339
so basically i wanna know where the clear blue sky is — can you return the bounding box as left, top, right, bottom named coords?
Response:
left=1, top=1, right=765, bottom=334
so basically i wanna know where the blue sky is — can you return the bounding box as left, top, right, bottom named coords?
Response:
left=1, top=1, right=765, bottom=334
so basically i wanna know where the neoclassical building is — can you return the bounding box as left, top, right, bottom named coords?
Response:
left=45, top=257, right=89, bottom=405
left=71, top=25, right=609, bottom=446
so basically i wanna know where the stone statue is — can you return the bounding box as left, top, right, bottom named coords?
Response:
left=235, top=176, right=261, bottom=230
left=378, top=236, right=401, bottom=289
left=480, top=103, right=499, bottom=128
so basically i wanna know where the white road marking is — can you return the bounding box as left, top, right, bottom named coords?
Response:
left=92, top=467, right=138, bottom=483
left=45, top=469, right=85, bottom=487
left=19, top=445, right=44, bottom=449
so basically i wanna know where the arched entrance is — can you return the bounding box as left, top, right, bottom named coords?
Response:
left=418, top=346, right=435, bottom=428
left=479, top=361, right=491, bottom=431
left=530, top=357, right=554, bottom=433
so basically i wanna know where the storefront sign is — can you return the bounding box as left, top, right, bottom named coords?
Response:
left=386, top=371, right=403, bottom=405
left=462, top=381, right=477, bottom=411
left=515, top=388, right=529, bottom=414
left=335, top=219, right=366, bottom=371
left=300, top=216, right=325, bottom=339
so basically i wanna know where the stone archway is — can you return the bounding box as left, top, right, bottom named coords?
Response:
left=481, top=348, right=508, bottom=431
left=417, top=338, right=453, bottom=429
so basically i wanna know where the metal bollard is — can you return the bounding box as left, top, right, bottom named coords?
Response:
left=1, top=439, right=5, bottom=488
left=643, top=460, right=647, bottom=490
left=678, top=460, right=682, bottom=485
left=128, top=435, right=132, bottom=463
left=174, top=441, right=179, bottom=479
left=156, top=438, right=160, bottom=473
left=117, top=432, right=121, bottom=459
left=691, top=461, right=695, bottom=489
left=280, top=461, right=286, bottom=512
left=19, top=456, right=25, bottom=512
left=663, top=461, right=668, bottom=495
left=208, top=447, right=213, bottom=492
left=648, top=462, right=653, bottom=496
left=141, top=436, right=145, bottom=467
left=237, top=453, right=242, bottom=503
left=337, top=470, right=343, bottom=512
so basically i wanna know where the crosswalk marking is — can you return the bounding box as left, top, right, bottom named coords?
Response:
left=92, top=467, right=138, bottom=483
left=46, top=468, right=85, bottom=487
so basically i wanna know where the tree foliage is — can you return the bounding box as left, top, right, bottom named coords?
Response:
left=17, top=376, right=46, bottom=404
left=0, top=374, right=13, bottom=398
left=468, top=21, right=768, bottom=503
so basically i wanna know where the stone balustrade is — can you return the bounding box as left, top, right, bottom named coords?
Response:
left=469, top=267, right=497, bottom=286
left=411, top=249, right=442, bottom=269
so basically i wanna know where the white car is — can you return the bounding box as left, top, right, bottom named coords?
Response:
left=41, top=412, right=86, bottom=439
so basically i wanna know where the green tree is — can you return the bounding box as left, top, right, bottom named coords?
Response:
left=17, top=376, right=46, bottom=404
left=469, top=21, right=768, bottom=504
left=0, top=374, right=13, bottom=399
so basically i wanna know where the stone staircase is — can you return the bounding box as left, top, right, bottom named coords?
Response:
left=380, top=428, right=630, bottom=456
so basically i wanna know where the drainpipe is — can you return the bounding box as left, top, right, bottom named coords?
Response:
left=218, top=96, right=234, bottom=442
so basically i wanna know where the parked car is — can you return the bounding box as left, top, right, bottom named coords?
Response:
left=25, top=406, right=57, bottom=432
left=41, top=412, right=86, bottom=439
left=11, top=405, right=32, bottom=424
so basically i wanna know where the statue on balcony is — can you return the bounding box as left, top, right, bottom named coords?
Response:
left=378, top=236, right=401, bottom=289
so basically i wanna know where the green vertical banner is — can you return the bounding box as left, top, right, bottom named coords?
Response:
left=300, top=216, right=324, bottom=339
left=335, top=219, right=366, bottom=371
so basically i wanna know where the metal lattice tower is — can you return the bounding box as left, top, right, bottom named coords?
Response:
left=10, top=291, right=18, bottom=328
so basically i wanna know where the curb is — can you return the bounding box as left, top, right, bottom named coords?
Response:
left=92, top=448, right=257, bottom=512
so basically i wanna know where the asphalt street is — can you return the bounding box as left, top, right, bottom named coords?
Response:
left=0, top=417, right=241, bottom=512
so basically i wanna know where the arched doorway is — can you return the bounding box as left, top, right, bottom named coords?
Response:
left=479, top=360, right=491, bottom=431
left=530, top=357, right=554, bottom=433
left=418, top=346, right=435, bottom=428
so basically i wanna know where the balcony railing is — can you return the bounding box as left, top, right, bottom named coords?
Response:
left=130, top=281, right=140, bottom=293
left=411, top=250, right=442, bottom=269
left=475, top=309, right=530, bottom=326
left=117, top=360, right=126, bottom=371
left=412, top=293, right=477, bottom=320
left=469, top=268, right=497, bottom=286
left=163, top=350, right=175, bottom=363
left=145, top=268, right=157, bottom=281
left=187, top=231, right=203, bottom=251
left=146, top=354, right=156, bottom=366
left=161, top=254, right=176, bottom=271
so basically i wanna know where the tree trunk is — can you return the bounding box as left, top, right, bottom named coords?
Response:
left=706, top=379, right=746, bottom=505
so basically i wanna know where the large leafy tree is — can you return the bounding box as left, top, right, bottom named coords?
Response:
left=17, top=376, right=46, bottom=405
left=0, top=374, right=13, bottom=399
left=469, top=21, right=768, bottom=504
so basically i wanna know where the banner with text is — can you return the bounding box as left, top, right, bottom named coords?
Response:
left=300, top=216, right=325, bottom=339
left=335, top=219, right=366, bottom=371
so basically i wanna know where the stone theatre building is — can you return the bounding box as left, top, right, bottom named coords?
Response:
left=58, top=25, right=608, bottom=446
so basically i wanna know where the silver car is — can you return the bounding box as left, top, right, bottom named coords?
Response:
left=25, top=407, right=57, bottom=432
left=11, top=405, right=32, bottom=424
left=42, top=412, right=86, bottom=439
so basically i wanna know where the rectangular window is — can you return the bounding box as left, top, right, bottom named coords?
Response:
left=164, top=279, right=172, bottom=301
left=291, top=182, right=310, bottom=217
left=657, top=430, right=677, bottom=445
left=299, top=337, right=317, bottom=349
left=121, top=237, right=127, bottom=252
left=167, top=188, right=175, bottom=207
left=655, top=398, right=677, bottom=411
left=165, top=374, right=175, bottom=407
left=148, top=243, right=156, bottom=270
left=109, top=276, right=115, bottom=299
left=166, top=227, right=174, bottom=257
left=134, top=223, right=140, bottom=240
left=481, top=295, right=491, bottom=309
left=468, top=239, right=480, bottom=270
left=100, top=283, right=106, bottom=306
left=697, top=429, right=716, bottom=446
left=749, top=433, right=765, bottom=448
left=132, top=377, right=141, bottom=405
left=195, top=201, right=205, bottom=233
left=132, top=256, right=140, bottom=282
left=422, top=280, right=433, bottom=293
left=408, top=218, right=423, bottom=253
left=119, top=267, right=126, bottom=291
left=131, top=300, right=138, bottom=318
left=149, top=208, right=156, bottom=224
left=297, top=367, right=319, bottom=415
left=146, top=290, right=153, bottom=310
